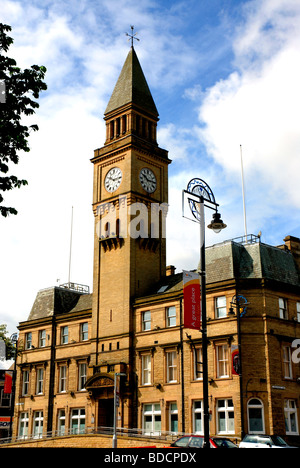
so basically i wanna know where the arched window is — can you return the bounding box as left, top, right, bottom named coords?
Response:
left=247, top=398, right=265, bottom=434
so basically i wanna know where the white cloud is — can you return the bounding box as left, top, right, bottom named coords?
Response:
left=0, top=9, right=101, bottom=329
left=158, top=124, right=196, bottom=162
left=234, top=0, right=300, bottom=67
left=196, top=0, right=300, bottom=211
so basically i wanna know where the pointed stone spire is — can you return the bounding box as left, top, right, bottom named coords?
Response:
left=105, top=47, right=158, bottom=118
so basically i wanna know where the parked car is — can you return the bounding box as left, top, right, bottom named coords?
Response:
left=239, top=434, right=298, bottom=448
left=170, top=435, right=238, bottom=448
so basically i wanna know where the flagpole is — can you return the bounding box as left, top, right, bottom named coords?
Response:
left=68, top=206, right=73, bottom=284
left=240, top=145, right=248, bottom=241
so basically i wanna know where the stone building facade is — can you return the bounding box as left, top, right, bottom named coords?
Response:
left=12, top=47, right=300, bottom=445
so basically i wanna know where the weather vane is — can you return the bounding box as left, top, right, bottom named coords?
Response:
left=126, top=25, right=140, bottom=47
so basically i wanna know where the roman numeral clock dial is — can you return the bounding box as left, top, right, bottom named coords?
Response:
left=104, top=167, right=122, bottom=192
left=139, top=168, right=157, bottom=193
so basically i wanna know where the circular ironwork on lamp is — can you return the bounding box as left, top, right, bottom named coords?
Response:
left=231, top=294, right=249, bottom=317
left=187, top=178, right=216, bottom=222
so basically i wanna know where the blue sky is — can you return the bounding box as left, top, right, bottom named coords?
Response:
left=1, top=0, right=300, bottom=333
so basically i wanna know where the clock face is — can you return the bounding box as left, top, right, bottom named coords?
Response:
left=104, top=167, right=122, bottom=193
left=139, top=168, right=157, bottom=193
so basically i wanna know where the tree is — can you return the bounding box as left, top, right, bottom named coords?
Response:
left=0, top=23, right=47, bottom=217
left=0, top=324, right=15, bottom=360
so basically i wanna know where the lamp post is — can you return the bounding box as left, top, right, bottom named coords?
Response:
left=228, top=294, right=249, bottom=440
left=112, top=372, right=126, bottom=449
left=183, top=178, right=227, bottom=448
left=8, top=333, right=18, bottom=440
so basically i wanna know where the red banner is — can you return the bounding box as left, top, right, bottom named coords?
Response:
left=183, top=271, right=201, bottom=330
left=231, top=346, right=240, bottom=376
left=4, top=371, right=13, bottom=394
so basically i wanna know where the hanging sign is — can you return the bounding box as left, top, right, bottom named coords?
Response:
left=4, top=371, right=13, bottom=394
left=231, top=345, right=240, bottom=376
left=115, top=374, right=120, bottom=407
left=183, top=271, right=201, bottom=330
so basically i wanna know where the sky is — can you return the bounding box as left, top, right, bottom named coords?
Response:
left=1, top=0, right=300, bottom=335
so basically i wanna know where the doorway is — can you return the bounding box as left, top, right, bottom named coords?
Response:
left=98, top=399, right=114, bottom=428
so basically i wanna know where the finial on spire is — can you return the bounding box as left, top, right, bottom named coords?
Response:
left=126, top=25, right=140, bottom=48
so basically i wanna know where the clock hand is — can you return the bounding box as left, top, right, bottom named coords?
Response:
left=143, top=174, right=152, bottom=183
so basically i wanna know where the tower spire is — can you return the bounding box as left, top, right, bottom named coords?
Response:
left=104, top=46, right=158, bottom=117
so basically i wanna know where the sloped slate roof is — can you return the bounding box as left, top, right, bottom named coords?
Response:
left=141, top=240, right=300, bottom=300
left=27, top=288, right=92, bottom=321
left=205, top=241, right=299, bottom=285
left=105, top=47, right=158, bottom=117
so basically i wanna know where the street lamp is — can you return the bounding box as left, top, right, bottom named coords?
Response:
left=112, top=372, right=126, bottom=449
left=228, top=295, right=249, bottom=440
left=8, top=333, right=18, bottom=440
left=207, top=212, right=227, bottom=233
left=183, top=178, right=227, bottom=449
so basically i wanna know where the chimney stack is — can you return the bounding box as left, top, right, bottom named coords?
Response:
left=166, top=265, right=176, bottom=277
left=284, top=235, right=300, bottom=272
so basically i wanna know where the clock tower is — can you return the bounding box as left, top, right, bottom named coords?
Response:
left=90, top=46, right=171, bottom=425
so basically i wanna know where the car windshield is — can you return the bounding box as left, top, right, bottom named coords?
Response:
left=213, top=438, right=237, bottom=448
left=189, top=437, right=204, bottom=448
left=172, top=437, right=190, bottom=447
left=270, top=436, right=288, bottom=447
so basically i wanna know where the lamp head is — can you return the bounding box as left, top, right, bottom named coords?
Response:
left=207, top=211, right=227, bottom=233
